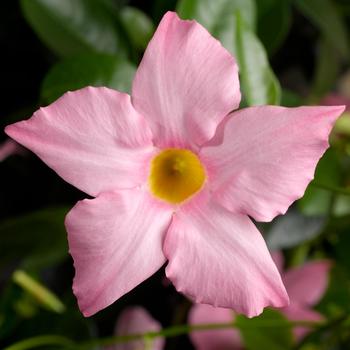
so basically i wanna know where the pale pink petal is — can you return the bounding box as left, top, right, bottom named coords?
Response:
left=132, top=11, right=240, bottom=149
left=282, top=303, right=323, bottom=341
left=163, top=191, right=289, bottom=318
left=65, top=189, right=173, bottom=316
left=5, top=87, right=154, bottom=197
left=189, top=304, right=242, bottom=350
left=283, top=260, right=331, bottom=306
left=271, top=251, right=284, bottom=273
left=0, top=139, right=26, bottom=161
left=201, top=105, right=345, bottom=222
left=110, top=306, right=164, bottom=350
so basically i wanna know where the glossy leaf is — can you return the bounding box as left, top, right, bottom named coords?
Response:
left=41, top=53, right=136, bottom=104
left=233, top=12, right=281, bottom=105
left=120, top=6, right=154, bottom=50
left=20, top=0, right=126, bottom=57
left=295, top=0, right=349, bottom=58
left=0, top=207, right=68, bottom=271
left=177, top=0, right=256, bottom=31
left=236, top=309, right=293, bottom=350
left=266, top=210, right=325, bottom=249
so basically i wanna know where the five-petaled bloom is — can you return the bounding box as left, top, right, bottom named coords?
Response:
left=5, top=12, right=344, bottom=317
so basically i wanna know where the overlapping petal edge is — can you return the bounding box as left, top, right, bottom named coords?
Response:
left=5, top=11, right=344, bottom=318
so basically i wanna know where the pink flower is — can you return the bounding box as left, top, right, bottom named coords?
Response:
left=189, top=253, right=331, bottom=349
left=5, top=12, right=343, bottom=317
left=0, top=139, right=25, bottom=161
left=321, top=94, right=350, bottom=111
left=106, top=306, right=164, bottom=350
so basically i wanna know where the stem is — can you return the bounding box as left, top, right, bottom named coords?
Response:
left=3, top=335, right=74, bottom=350
left=3, top=320, right=322, bottom=350
left=311, top=181, right=350, bottom=196
left=74, top=320, right=320, bottom=350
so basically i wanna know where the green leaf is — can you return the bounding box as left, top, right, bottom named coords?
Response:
left=120, top=7, right=154, bottom=50
left=236, top=309, right=293, bottom=350
left=310, top=38, right=341, bottom=101
left=266, top=210, right=325, bottom=249
left=0, top=207, right=69, bottom=272
left=177, top=0, right=257, bottom=31
left=281, top=89, right=303, bottom=107
left=298, top=149, right=342, bottom=216
left=20, top=0, right=126, bottom=57
left=41, top=53, right=136, bottom=104
left=233, top=13, right=281, bottom=105
left=12, top=270, right=65, bottom=314
left=295, top=0, right=349, bottom=59
left=256, top=0, right=292, bottom=55
left=177, top=1, right=281, bottom=105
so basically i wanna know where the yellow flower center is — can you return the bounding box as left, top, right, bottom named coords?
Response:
left=149, top=148, right=206, bottom=204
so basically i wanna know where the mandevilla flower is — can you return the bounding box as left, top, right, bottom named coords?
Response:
left=5, top=12, right=344, bottom=317
left=189, top=252, right=331, bottom=350
left=106, top=306, right=164, bottom=350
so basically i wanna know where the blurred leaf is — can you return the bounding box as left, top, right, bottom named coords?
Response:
left=0, top=207, right=68, bottom=272
left=13, top=270, right=65, bottom=314
left=177, top=2, right=280, bottom=105
left=41, top=53, right=136, bottom=104
left=177, top=0, right=256, bottom=31
left=266, top=210, right=325, bottom=249
left=298, top=149, right=342, bottom=216
left=236, top=309, right=293, bottom=350
left=120, top=7, right=154, bottom=50
left=295, top=0, right=349, bottom=59
left=333, top=194, right=350, bottom=217
left=256, top=0, right=292, bottom=55
left=310, top=38, right=341, bottom=100
left=317, top=265, right=350, bottom=317
left=281, top=89, right=303, bottom=107
left=232, top=12, right=281, bottom=105
left=20, top=0, right=126, bottom=57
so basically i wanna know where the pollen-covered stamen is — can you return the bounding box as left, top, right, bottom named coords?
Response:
left=149, top=148, right=206, bottom=204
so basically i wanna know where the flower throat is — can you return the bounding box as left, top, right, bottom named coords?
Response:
left=149, top=149, right=206, bottom=204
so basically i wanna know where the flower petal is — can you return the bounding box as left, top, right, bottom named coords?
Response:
left=0, top=139, right=25, bottom=161
left=163, top=192, right=289, bottom=318
left=112, top=306, right=164, bottom=350
left=132, top=11, right=240, bottom=149
left=5, top=87, right=154, bottom=197
left=283, top=260, right=331, bottom=306
left=189, top=304, right=242, bottom=350
left=65, top=189, right=173, bottom=316
left=201, top=105, right=345, bottom=222
left=282, top=303, right=323, bottom=341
